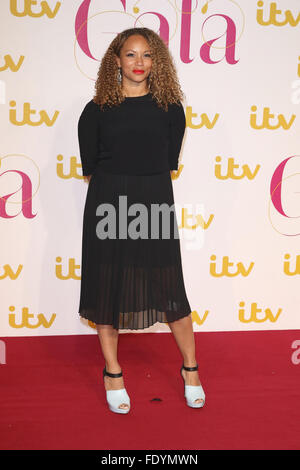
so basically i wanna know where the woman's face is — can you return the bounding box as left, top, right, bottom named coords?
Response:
left=115, top=34, right=152, bottom=88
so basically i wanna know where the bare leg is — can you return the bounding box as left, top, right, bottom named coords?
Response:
left=96, top=324, right=129, bottom=410
left=168, top=313, right=204, bottom=405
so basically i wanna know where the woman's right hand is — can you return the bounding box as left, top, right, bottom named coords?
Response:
left=84, top=175, right=92, bottom=183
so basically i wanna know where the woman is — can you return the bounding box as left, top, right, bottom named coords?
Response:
left=77, top=27, right=205, bottom=414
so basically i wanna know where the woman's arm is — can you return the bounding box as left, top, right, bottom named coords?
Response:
left=168, top=102, right=186, bottom=171
left=78, top=100, right=100, bottom=178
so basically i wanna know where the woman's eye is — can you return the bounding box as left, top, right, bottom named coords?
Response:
left=126, top=53, right=151, bottom=57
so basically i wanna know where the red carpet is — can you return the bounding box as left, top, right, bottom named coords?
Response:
left=0, top=330, right=299, bottom=450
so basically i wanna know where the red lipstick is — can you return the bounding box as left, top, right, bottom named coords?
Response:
left=133, top=70, right=144, bottom=74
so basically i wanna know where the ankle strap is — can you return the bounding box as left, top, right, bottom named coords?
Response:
left=103, top=366, right=123, bottom=378
left=182, top=364, right=198, bottom=371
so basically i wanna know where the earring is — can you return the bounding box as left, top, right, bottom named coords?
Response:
left=117, top=67, right=122, bottom=84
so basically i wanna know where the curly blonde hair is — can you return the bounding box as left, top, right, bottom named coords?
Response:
left=93, top=27, right=185, bottom=111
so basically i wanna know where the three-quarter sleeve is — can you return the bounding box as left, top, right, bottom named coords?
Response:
left=78, top=100, right=100, bottom=176
left=168, top=101, right=186, bottom=171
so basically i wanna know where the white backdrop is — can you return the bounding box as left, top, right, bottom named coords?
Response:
left=0, top=0, right=299, bottom=337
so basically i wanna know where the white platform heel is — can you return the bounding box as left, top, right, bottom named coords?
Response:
left=103, top=366, right=131, bottom=414
left=180, top=363, right=205, bottom=408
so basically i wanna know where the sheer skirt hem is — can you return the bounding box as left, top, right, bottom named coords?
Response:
left=78, top=307, right=192, bottom=331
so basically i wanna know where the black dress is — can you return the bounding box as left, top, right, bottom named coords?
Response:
left=78, top=91, right=192, bottom=330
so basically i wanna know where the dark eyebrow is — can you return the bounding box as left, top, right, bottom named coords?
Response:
left=124, top=49, right=151, bottom=52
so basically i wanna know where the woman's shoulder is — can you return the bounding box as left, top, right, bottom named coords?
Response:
left=81, top=99, right=101, bottom=113
left=167, top=100, right=185, bottom=118
left=78, top=99, right=102, bottom=124
left=167, top=99, right=184, bottom=111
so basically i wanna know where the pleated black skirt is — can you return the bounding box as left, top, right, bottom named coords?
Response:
left=78, top=167, right=192, bottom=330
